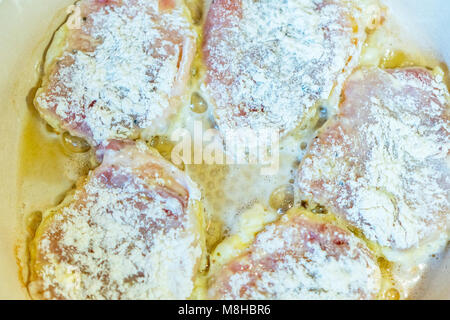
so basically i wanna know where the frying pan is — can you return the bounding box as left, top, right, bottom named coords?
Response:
left=0, top=0, right=448, bottom=299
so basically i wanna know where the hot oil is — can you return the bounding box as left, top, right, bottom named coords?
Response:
left=19, top=113, right=94, bottom=213
left=181, top=89, right=310, bottom=240
left=185, top=0, right=204, bottom=25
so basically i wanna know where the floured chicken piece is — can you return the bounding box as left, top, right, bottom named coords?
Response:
left=297, top=67, right=450, bottom=250
left=28, top=140, right=205, bottom=299
left=208, top=209, right=382, bottom=300
left=202, top=0, right=382, bottom=139
left=35, top=0, right=197, bottom=146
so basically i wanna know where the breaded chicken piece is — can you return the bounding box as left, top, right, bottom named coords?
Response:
left=297, top=67, right=449, bottom=250
left=28, top=140, right=205, bottom=299
left=35, top=0, right=197, bottom=146
left=208, top=210, right=382, bottom=300
left=202, top=0, right=382, bottom=138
